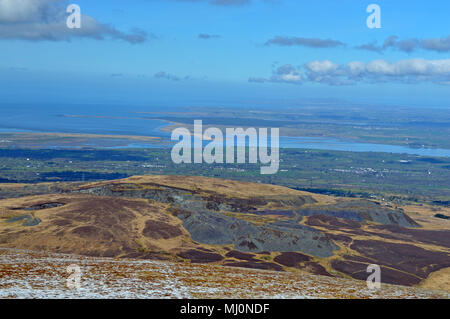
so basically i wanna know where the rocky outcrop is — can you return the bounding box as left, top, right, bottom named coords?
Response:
left=7, top=214, right=42, bottom=227
left=173, top=210, right=337, bottom=257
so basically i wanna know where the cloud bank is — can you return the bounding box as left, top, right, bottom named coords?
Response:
left=154, top=71, right=191, bottom=81
left=250, top=58, right=450, bottom=86
left=250, top=64, right=302, bottom=84
left=357, top=35, right=450, bottom=53
left=198, top=33, right=221, bottom=39
left=265, top=36, right=345, bottom=48
left=265, top=34, right=450, bottom=53
left=0, top=0, right=149, bottom=43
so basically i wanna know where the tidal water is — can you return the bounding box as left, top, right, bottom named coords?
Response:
left=1, top=104, right=449, bottom=157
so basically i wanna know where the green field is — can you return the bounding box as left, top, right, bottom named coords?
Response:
left=0, top=148, right=449, bottom=206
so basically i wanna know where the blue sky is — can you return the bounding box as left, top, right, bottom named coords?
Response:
left=1, top=0, right=450, bottom=108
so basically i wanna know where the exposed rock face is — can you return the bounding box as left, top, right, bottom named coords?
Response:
left=434, top=213, right=450, bottom=220
left=174, top=210, right=337, bottom=257
left=77, top=183, right=312, bottom=214
left=7, top=214, right=42, bottom=227
left=17, top=203, right=64, bottom=211
left=78, top=183, right=207, bottom=208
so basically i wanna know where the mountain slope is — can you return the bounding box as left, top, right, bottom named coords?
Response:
left=0, top=175, right=449, bottom=292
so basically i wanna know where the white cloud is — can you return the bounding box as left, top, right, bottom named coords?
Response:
left=270, top=64, right=302, bottom=84
left=347, top=61, right=366, bottom=77
left=248, top=64, right=303, bottom=84
left=305, top=60, right=339, bottom=74
left=364, top=59, right=450, bottom=77
left=325, top=58, right=450, bottom=84
left=251, top=58, right=450, bottom=86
